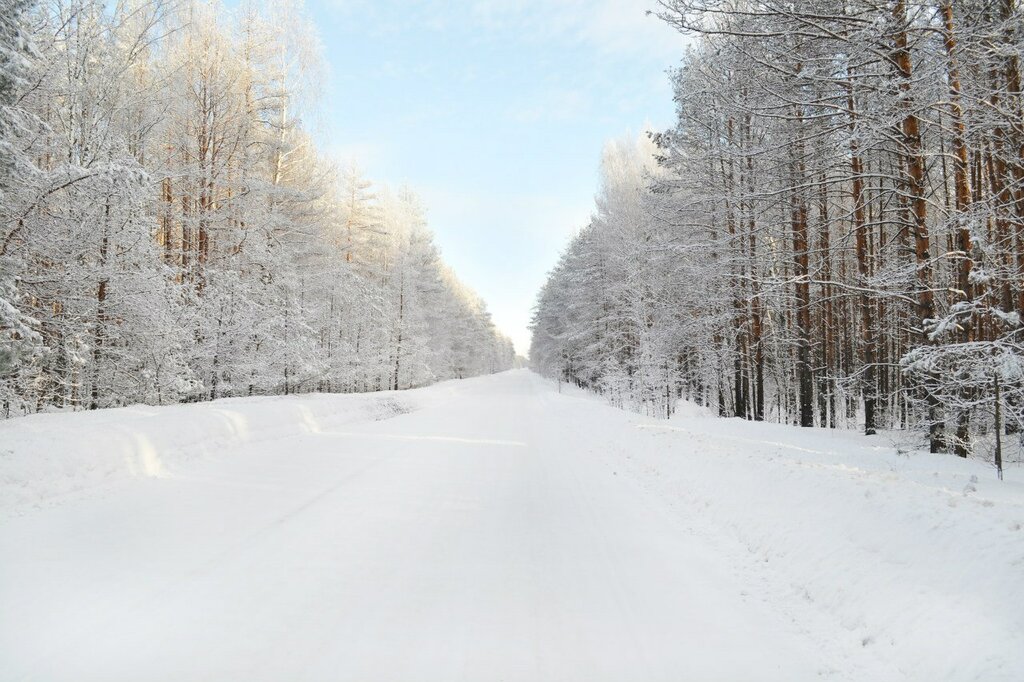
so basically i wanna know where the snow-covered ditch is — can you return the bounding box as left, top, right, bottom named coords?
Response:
left=0, top=390, right=417, bottom=517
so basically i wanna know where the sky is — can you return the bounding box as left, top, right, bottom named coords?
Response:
left=303, top=0, right=687, bottom=355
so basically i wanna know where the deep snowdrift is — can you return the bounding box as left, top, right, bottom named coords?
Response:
left=1, top=370, right=1022, bottom=681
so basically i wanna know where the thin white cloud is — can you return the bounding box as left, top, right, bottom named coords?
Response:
left=327, top=0, right=685, bottom=61
left=469, top=0, right=686, bottom=60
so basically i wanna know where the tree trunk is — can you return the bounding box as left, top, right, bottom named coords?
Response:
left=848, top=77, right=877, bottom=435
left=893, top=0, right=942, bottom=451
left=89, top=199, right=111, bottom=411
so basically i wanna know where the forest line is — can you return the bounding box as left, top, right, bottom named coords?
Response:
left=531, top=0, right=1024, bottom=465
left=0, top=0, right=515, bottom=418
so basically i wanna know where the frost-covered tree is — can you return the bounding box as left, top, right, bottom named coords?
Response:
left=533, top=1, right=1024, bottom=467
left=0, top=0, right=41, bottom=415
left=0, top=0, right=513, bottom=417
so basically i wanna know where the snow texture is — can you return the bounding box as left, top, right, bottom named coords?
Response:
left=1, top=370, right=1022, bottom=681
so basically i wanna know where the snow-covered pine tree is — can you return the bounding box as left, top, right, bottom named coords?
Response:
left=532, top=0, right=1024, bottom=465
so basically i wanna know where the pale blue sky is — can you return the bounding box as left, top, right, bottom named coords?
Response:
left=305, top=0, right=686, bottom=355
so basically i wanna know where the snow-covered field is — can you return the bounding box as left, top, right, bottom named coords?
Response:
left=1, top=370, right=1022, bottom=681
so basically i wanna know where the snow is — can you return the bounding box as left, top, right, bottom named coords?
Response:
left=1, top=370, right=1022, bottom=681
left=0, top=391, right=414, bottom=516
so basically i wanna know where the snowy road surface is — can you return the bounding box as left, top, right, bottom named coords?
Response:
left=2, top=370, right=1023, bottom=681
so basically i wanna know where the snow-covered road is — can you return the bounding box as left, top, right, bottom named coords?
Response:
left=2, top=370, right=1023, bottom=681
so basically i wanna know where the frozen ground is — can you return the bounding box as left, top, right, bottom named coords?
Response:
left=1, top=370, right=1022, bottom=681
